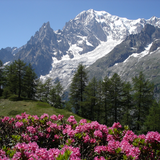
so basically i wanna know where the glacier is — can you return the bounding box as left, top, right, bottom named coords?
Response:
left=37, top=9, right=160, bottom=89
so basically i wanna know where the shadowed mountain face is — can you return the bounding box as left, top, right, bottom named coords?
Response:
left=0, top=10, right=160, bottom=87
left=87, top=24, right=160, bottom=96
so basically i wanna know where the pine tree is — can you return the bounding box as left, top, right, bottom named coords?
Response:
left=3, top=60, right=37, bottom=100
left=0, top=60, right=4, bottom=96
left=132, top=72, right=154, bottom=132
left=102, top=76, right=112, bottom=125
left=14, top=59, right=27, bottom=99
left=35, top=79, right=46, bottom=101
left=23, top=63, right=37, bottom=99
left=144, top=101, right=160, bottom=133
left=69, top=63, right=88, bottom=116
left=49, top=81, right=63, bottom=108
left=121, top=82, right=133, bottom=129
left=3, top=62, right=17, bottom=97
left=82, top=77, right=98, bottom=120
left=95, top=80, right=103, bottom=123
left=109, top=73, right=124, bottom=124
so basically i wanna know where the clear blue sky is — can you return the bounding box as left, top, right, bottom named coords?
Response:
left=0, top=0, right=160, bottom=49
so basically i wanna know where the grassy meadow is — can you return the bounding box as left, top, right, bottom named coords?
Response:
left=0, top=99, right=83, bottom=122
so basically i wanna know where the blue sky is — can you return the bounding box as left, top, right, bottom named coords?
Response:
left=0, top=0, right=160, bottom=49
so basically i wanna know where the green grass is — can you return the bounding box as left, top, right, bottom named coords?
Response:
left=0, top=99, right=83, bottom=122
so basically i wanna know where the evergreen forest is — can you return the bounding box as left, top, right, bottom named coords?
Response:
left=0, top=60, right=160, bottom=134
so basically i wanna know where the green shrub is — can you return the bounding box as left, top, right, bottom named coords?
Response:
left=2, top=88, right=12, bottom=99
left=9, top=95, right=19, bottom=101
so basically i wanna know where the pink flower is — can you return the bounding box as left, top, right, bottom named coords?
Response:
left=21, top=133, right=31, bottom=142
left=94, top=146, right=107, bottom=154
left=112, top=122, right=122, bottom=129
left=32, top=115, right=39, bottom=120
left=107, top=134, right=114, bottom=141
left=123, top=130, right=137, bottom=142
left=46, top=134, right=50, bottom=138
left=47, top=127, right=51, bottom=133
left=67, top=115, right=77, bottom=124
left=94, top=130, right=103, bottom=139
left=79, top=119, right=87, bottom=124
left=146, top=131, right=160, bottom=143
left=21, top=112, right=30, bottom=119
left=90, top=138, right=96, bottom=143
left=94, top=156, right=106, bottom=160
left=83, top=135, right=90, bottom=143
left=15, top=115, right=23, bottom=120
left=138, top=134, right=145, bottom=140
left=99, top=124, right=108, bottom=134
left=58, top=114, right=64, bottom=120
left=50, top=114, right=58, bottom=121
left=27, top=126, right=36, bottom=134
left=2, top=116, right=10, bottom=123
left=15, top=121, right=23, bottom=128
left=40, top=113, right=49, bottom=119
left=54, top=134, right=60, bottom=139
left=107, top=140, right=120, bottom=153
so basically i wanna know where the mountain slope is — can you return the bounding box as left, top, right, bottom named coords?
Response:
left=40, top=10, right=160, bottom=88
left=1, top=9, right=160, bottom=88
left=87, top=24, right=160, bottom=96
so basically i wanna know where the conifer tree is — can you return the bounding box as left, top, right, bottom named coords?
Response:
left=109, top=73, right=124, bottom=124
left=121, top=82, right=133, bottom=128
left=95, top=80, right=103, bottom=123
left=23, top=63, right=37, bottom=99
left=49, top=81, right=63, bottom=108
left=69, top=63, right=88, bottom=116
left=4, top=59, right=37, bottom=99
left=82, top=77, right=98, bottom=120
left=102, top=76, right=112, bottom=125
left=35, top=79, right=46, bottom=101
left=0, top=60, right=4, bottom=96
left=132, top=72, right=154, bottom=131
left=144, top=101, right=160, bottom=133
left=14, top=59, right=27, bottom=99
left=3, top=62, right=17, bottom=97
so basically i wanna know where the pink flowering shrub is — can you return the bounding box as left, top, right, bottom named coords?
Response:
left=0, top=113, right=160, bottom=159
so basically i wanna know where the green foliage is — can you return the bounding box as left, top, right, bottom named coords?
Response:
left=132, top=71, right=154, bottom=132
left=82, top=77, right=98, bottom=120
left=121, top=82, right=133, bottom=128
left=2, top=87, right=12, bottom=99
left=8, top=95, right=19, bottom=101
left=8, top=110, right=21, bottom=116
left=144, top=101, right=160, bottom=132
left=109, top=73, right=124, bottom=123
left=3, top=59, right=37, bottom=100
left=69, top=63, right=88, bottom=116
left=56, top=149, right=71, bottom=160
left=49, top=81, right=64, bottom=108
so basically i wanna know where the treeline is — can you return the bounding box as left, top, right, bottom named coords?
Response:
left=68, top=64, right=160, bottom=134
left=0, top=59, right=64, bottom=108
left=0, top=60, right=160, bottom=133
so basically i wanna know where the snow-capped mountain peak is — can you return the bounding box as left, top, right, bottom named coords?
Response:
left=2, top=9, right=160, bottom=90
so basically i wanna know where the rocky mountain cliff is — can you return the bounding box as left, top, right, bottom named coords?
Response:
left=1, top=9, right=160, bottom=89
left=87, top=24, right=160, bottom=96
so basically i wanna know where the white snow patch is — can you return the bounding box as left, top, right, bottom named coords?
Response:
left=123, top=43, right=153, bottom=63
left=4, top=61, right=10, bottom=66
left=40, top=38, right=121, bottom=89
left=68, top=44, right=83, bottom=56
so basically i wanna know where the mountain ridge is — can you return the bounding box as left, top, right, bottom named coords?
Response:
left=1, top=9, right=160, bottom=90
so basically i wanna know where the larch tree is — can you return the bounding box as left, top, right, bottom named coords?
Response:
left=132, top=71, right=154, bottom=132
left=69, top=63, right=88, bottom=116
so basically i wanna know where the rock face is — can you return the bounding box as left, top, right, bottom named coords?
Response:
left=1, top=9, right=160, bottom=88
left=87, top=24, right=160, bottom=96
